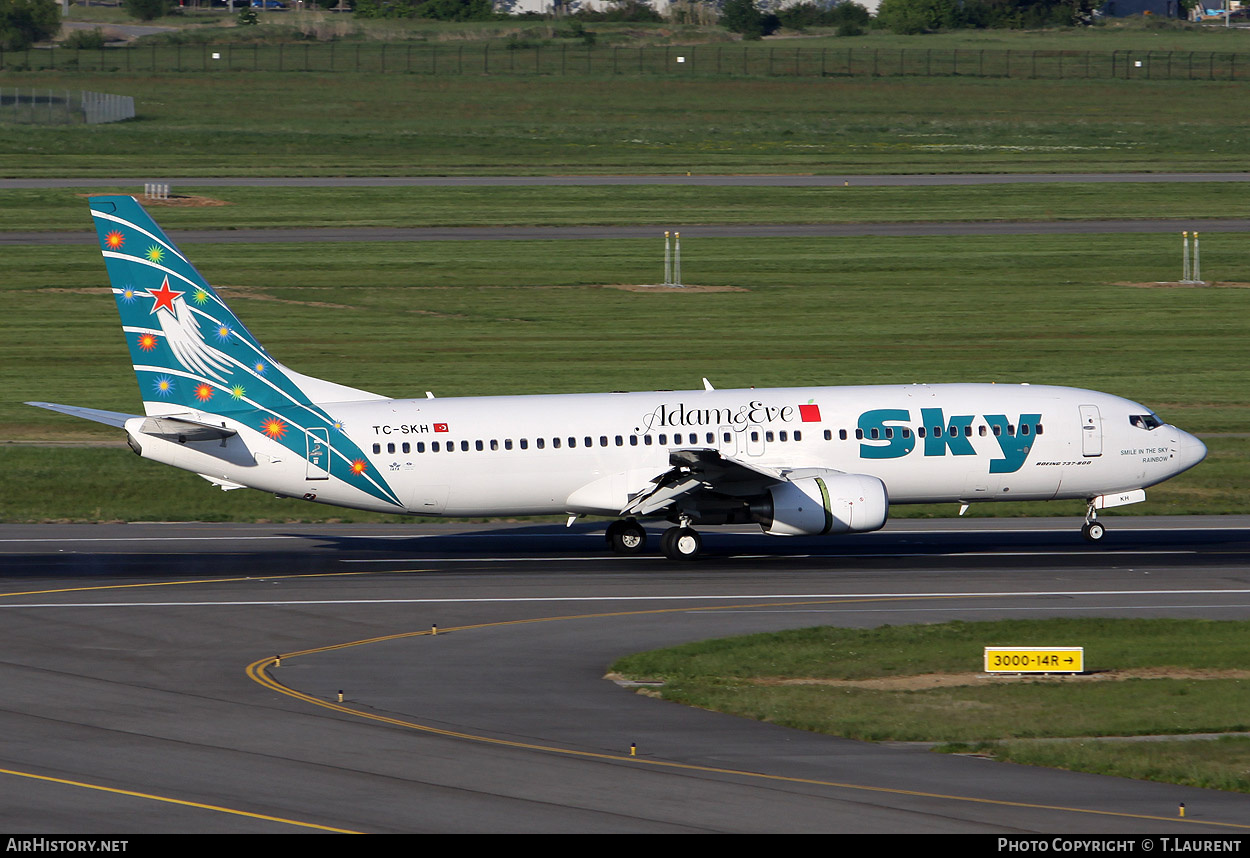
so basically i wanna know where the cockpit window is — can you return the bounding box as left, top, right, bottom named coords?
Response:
left=1130, top=414, right=1163, bottom=431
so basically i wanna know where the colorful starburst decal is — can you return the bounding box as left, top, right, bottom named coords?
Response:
left=153, top=376, right=175, bottom=397
left=350, top=459, right=367, bottom=475
left=120, top=287, right=137, bottom=304
left=214, top=324, right=233, bottom=343
left=192, top=287, right=210, bottom=306
left=230, top=384, right=246, bottom=400
left=137, top=333, right=158, bottom=352
left=145, top=245, right=165, bottom=264
left=261, top=417, right=287, bottom=440
left=253, top=361, right=266, bottom=375
left=104, top=231, right=125, bottom=250
left=194, top=383, right=214, bottom=402
left=333, top=419, right=345, bottom=432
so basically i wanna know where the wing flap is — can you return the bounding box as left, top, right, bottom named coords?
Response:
left=622, top=448, right=804, bottom=516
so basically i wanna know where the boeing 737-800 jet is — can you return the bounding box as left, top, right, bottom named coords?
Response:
left=28, top=196, right=1207, bottom=560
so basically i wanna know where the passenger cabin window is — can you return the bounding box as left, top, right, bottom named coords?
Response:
left=417, top=442, right=425, bottom=453
left=505, top=439, right=513, bottom=450
left=536, top=438, right=545, bottom=449
left=372, top=443, right=381, bottom=454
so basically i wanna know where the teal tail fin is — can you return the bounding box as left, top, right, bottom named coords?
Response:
left=89, top=195, right=382, bottom=416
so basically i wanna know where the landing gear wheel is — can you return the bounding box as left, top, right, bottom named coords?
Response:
left=606, top=519, right=647, bottom=554
left=661, top=526, right=702, bottom=561
left=1082, top=521, right=1106, bottom=543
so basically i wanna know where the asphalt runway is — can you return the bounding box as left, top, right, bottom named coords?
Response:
left=2, top=516, right=1250, bottom=833
left=9, top=172, right=1248, bottom=245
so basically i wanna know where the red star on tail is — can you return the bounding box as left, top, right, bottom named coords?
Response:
left=149, top=276, right=183, bottom=316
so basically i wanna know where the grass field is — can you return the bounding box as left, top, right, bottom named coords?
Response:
left=3, top=42, right=1246, bottom=522
left=4, top=72, right=1250, bottom=176
left=609, top=618, right=1250, bottom=791
left=5, top=231, right=1246, bottom=521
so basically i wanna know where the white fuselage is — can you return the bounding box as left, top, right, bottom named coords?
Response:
left=128, top=383, right=1207, bottom=520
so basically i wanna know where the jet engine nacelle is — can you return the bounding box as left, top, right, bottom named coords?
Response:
left=755, top=473, right=889, bottom=536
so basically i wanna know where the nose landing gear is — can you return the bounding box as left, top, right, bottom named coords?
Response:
left=1082, top=504, right=1106, bottom=543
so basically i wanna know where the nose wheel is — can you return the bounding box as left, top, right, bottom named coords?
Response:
left=661, top=526, right=702, bottom=561
left=1082, top=504, right=1106, bottom=543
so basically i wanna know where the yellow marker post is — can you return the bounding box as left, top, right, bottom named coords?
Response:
left=432, top=624, right=437, bottom=636
left=1180, top=803, right=1186, bottom=818
left=337, top=690, right=344, bottom=703
left=630, top=743, right=636, bottom=757
left=984, top=647, right=1084, bottom=674
left=274, top=655, right=281, bottom=668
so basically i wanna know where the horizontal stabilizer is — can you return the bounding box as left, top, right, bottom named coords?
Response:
left=26, top=401, right=138, bottom=428
left=138, top=414, right=237, bottom=442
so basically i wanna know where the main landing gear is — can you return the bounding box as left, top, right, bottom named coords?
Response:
left=605, top=518, right=705, bottom=560
left=1082, top=503, right=1107, bottom=543
left=660, top=525, right=702, bottom=561
left=605, top=518, right=647, bottom=554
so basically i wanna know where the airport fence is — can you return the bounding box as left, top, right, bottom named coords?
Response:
left=0, top=87, right=135, bottom=124
left=1, top=44, right=1249, bottom=80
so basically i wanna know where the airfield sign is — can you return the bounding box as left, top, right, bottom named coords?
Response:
left=984, top=647, right=1084, bottom=674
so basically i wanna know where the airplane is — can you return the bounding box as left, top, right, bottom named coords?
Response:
left=28, top=196, right=1207, bottom=561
